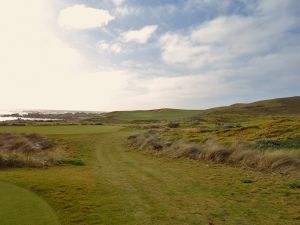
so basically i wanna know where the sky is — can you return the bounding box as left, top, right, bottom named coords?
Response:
left=0, top=0, right=299, bottom=111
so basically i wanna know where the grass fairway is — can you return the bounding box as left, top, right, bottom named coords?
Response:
left=0, top=125, right=300, bottom=224
left=0, top=181, right=59, bottom=225
left=0, top=125, right=119, bottom=135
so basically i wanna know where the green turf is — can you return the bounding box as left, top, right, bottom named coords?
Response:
left=0, top=125, right=299, bottom=225
left=0, top=181, right=59, bottom=225
left=0, top=125, right=121, bottom=135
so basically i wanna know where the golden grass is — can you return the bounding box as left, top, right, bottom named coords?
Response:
left=0, top=133, right=64, bottom=168
left=129, top=131, right=300, bottom=174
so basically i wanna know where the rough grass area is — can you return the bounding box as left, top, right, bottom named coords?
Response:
left=0, top=133, right=64, bottom=168
left=0, top=126, right=299, bottom=224
left=129, top=131, right=300, bottom=174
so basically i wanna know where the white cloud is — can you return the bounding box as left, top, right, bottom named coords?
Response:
left=97, top=41, right=122, bottom=54
left=115, top=70, right=232, bottom=110
left=160, top=33, right=222, bottom=68
left=160, top=2, right=299, bottom=69
left=58, top=4, right=114, bottom=29
left=121, top=25, right=158, bottom=44
left=112, top=0, right=125, bottom=6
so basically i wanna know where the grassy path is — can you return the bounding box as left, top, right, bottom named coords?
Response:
left=0, top=126, right=299, bottom=225
left=93, top=129, right=300, bottom=225
left=0, top=181, right=60, bottom=225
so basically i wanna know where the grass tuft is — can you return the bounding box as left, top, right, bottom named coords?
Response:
left=59, top=159, right=85, bottom=166
left=241, top=178, right=254, bottom=184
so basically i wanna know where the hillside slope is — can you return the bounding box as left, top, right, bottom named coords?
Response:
left=203, top=96, right=300, bottom=117
left=104, top=96, right=300, bottom=122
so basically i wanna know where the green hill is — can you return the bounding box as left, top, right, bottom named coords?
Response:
left=104, top=108, right=202, bottom=122
left=203, top=96, right=300, bottom=117
left=103, top=96, right=300, bottom=122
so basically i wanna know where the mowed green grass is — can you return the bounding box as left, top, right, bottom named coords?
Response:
left=0, top=125, right=119, bottom=135
left=0, top=125, right=299, bottom=225
left=107, top=109, right=202, bottom=121
left=0, top=181, right=59, bottom=225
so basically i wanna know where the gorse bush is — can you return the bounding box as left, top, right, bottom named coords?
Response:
left=129, top=131, right=300, bottom=174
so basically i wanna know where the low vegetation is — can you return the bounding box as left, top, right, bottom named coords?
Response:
left=288, top=180, right=300, bottom=189
left=0, top=133, right=64, bottom=168
left=129, top=130, right=300, bottom=174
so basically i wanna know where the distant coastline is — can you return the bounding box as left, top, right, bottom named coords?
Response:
left=0, top=110, right=103, bottom=122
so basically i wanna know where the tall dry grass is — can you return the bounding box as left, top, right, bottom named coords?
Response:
left=129, top=131, right=300, bottom=174
left=0, top=133, right=64, bottom=168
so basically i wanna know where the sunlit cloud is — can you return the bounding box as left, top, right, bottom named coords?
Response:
left=58, top=4, right=114, bottom=29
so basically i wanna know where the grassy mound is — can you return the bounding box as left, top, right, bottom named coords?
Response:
left=0, top=181, right=59, bottom=225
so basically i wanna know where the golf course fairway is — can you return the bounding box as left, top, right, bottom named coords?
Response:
left=0, top=125, right=299, bottom=224
left=0, top=181, right=60, bottom=225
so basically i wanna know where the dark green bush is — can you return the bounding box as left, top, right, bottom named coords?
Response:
left=241, top=178, right=254, bottom=184
left=59, top=159, right=85, bottom=166
left=288, top=180, right=300, bottom=189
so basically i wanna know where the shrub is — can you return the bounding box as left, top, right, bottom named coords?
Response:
left=0, top=133, right=61, bottom=168
left=288, top=180, right=300, bottom=189
left=0, top=133, right=52, bottom=153
left=129, top=132, right=300, bottom=174
left=167, top=122, right=179, bottom=128
left=59, top=159, right=85, bottom=166
left=241, top=178, right=254, bottom=184
left=0, top=150, right=64, bottom=168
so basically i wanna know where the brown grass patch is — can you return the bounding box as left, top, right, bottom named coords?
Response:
left=0, top=133, right=64, bottom=168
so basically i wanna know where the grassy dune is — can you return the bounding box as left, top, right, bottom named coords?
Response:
left=0, top=125, right=299, bottom=224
